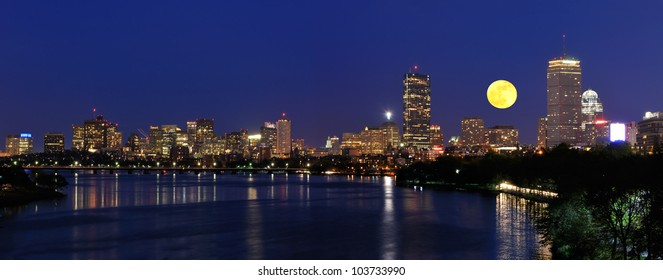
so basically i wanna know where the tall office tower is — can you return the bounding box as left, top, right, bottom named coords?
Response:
left=224, top=129, right=249, bottom=157
left=485, top=126, right=519, bottom=148
left=537, top=117, right=548, bottom=149
left=381, top=120, right=400, bottom=151
left=44, top=133, right=65, bottom=153
left=186, top=121, right=197, bottom=147
left=461, top=118, right=485, bottom=147
left=6, top=133, right=33, bottom=155
left=195, top=118, right=215, bottom=144
left=74, top=115, right=122, bottom=152
left=291, top=138, right=306, bottom=157
left=260, top=122, right=277, bottom=154
left=580, top=89, right=604, bottom=145
left=160, top=125, right=180, bottom=156
left=430, top=124, right=444, bottom=147
left=637, top=112, right=663, bottom=154
left=72, top=124, right=84, bottom=151
left=402, top=70, right=431, bottom=150
left=148, top=125, right=162, bottom=155
left=125, top=132, right=141, bottom=154
left=546, top=52, right=582, bottom=147
left=276, top=114, right=291, bottom=158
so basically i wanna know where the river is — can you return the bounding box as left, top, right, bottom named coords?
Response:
left=0, top=172, right=550, bottom=259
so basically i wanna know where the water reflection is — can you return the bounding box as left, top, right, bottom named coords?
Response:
left=0, top=174, right=550, bottom=260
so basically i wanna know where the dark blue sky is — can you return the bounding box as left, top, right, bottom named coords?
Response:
left=2, top=0, right=662, bottom=150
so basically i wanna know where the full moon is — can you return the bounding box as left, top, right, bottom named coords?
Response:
left=487, top=80, right=517, bottom=109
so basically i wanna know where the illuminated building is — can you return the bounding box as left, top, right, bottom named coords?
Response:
left=381, top=121, right=400, bottom=151
left=485, top=126, right=518, bottom=148
left=341, top=132, right=362, bottom=156
left=637, top=112, right=663, bottom=154
left=360, top=126, right=385, bottom=155
left=44, top=133, right=65, bottom=153
left=186, top=121, right=196, bottom=147
left=626, top=121, right=638, bottom=145
left=325, top=136, right=341, bottom=155
left=461, top=118, right=485, bottom=147
left=610, top=123, right=626, bottom=142
left=537, top=117, right=547, bottom=149
left=124, top=132, right=141, bottom=154
left=291, top=138, right=306, bottom=157
left=6, top=133, right=33, bottom=155
left=223, top=129, right=248, bottom=158
left=74, top=115, right=122, bottom=152
left=160, top=125, right=180, bottom=156
left=148, top=125, right=162, bottom=155
left=430, top=124, right=443, bottom=147
left=402, top=71, right=431, bottom=150
left=276, top=114, right=291, bottom=158
left=195, top=118, right=215, bottom=144
left=584, top=120, right=610, bottom=146
left=546, top=54, right=582, bottom=147
left=72, top=125, right=84, bottom=151
left=580, top=89, right=605, bottom=145
left=260, top=122, right=277, bottom=155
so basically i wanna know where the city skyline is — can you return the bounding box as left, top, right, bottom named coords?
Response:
left=2, top=1, right=662, bottom=151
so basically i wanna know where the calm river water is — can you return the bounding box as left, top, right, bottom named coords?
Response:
left=0, top=172, right=550, bottom=259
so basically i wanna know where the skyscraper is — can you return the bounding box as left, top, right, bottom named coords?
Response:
left=537, top=117, right=547, bottom=149
left=637, top=112, right=663, bottom=154
left=485, top=126, right=519, bottom=148
left=580, top=89, right=605, bottom=145
left=44, top=133, right=65, bottom=153
left=546, top=54, right=582, bottom=147
left=461, top=118, right=485, bottom=147
left=402, top=71, right=431, bottom=150
left=276, top=114, right=291, bottom=158
left=73, top=115, right=122, bottom=152
left=430, top=124, right=444, bottom=147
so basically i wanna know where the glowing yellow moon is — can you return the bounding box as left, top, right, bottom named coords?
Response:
left=487, top=80, right=517, bottom=109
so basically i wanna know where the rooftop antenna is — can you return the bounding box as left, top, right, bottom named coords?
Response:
left=562, top=34, right=567, bottom=56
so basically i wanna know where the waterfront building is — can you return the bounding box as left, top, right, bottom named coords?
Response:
left=402, top=70, right=431, bottom=150
left=44, top=133, right=65, bottom=153
left=72, top=115, right=122, bottom=152
left=276, top=114, right=291, bottom=158
left=6, top=133, right=33, bottom=155
left=637, top=112, right=663, bottom=154
left=341, top=132, right=362, bottom=156
left=260, top=122, right=277, bottom=156
left=461, top=118, right=485, bottom=147
left=546, top=54, right=582, bottom=147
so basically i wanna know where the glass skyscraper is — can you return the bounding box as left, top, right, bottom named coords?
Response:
left=402, top=72, right=431, bottom=150
left=546, top=56, right=582, bottom=147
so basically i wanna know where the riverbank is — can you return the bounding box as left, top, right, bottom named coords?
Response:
left=397, top=180, right=555, bottom=203
left=0, top=188, right=65, bottom=207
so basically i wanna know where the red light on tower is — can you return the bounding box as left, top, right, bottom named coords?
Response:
left=282, top=112, right=286, bottom=118
left=414, top=65, right=418, bottom=71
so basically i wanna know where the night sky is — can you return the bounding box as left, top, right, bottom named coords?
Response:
left=2, top=0, right=662, bottom=151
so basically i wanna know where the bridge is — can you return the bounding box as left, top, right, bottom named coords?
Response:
left=23, top=166, right=308, bottom=175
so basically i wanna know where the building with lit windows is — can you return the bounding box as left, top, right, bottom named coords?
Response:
left=260, top=122, right=277, bottom=156
left=72, top=115, right=122, bottom=152
left=402, top=71, right=431, bottom=150
left=580, top=89, right=605, bottom=145
left=546, top=55, right=582, bottom=147
left=537, top=117, right=547, bottom=149
left=485, top=126, right=519, bottom=148
left=44, top=133, right=65, bottom=153
left=626, top=121, right=638, bottom=145
left=381, top=121, right=400, bottom=151
left=637, top=112, right=663, bottom=154
left=461, top=118, right=485, bottom=147
left=430, top=124, right=443, bottom=147
left=360, top=126, right=385, bottom=155
left=6, top=133, right=33, bottom=156
left=276, top=114, right=291, bottom=158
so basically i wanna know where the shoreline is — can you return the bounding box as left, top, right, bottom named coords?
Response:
left=0, top=188, right=65, bottom=207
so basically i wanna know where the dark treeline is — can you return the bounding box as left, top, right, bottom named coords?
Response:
left=396, top=142, right=663, bottom=259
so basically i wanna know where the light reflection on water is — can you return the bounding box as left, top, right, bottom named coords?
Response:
left=0, top=173, right=549, bottom=259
